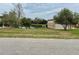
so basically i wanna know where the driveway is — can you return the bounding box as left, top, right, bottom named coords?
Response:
left=0, top=38, right=79, bottom=55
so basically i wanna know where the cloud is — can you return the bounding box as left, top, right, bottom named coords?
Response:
left=0, top=3, right=13, bottom=13
left=23, top=3, right=79, bottom=19
left=25, top=7, right=63, bottom=19
left=23, top=3, right=62, bottom=13
left=1, top=3, right=79, bottom=19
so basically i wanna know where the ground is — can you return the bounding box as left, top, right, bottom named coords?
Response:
left=0, top=28, right=79, bottom=38
left=0, top=38, right=79, bottom=55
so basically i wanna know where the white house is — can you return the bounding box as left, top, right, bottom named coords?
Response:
left=47, top=20, right=75, bottom=29
left=47, top=20, right=64, bottom=29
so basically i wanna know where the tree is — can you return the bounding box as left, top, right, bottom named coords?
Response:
left=8, top=10, right=18, bottom=27
left=73, top=12, right=79, bottom=27
left=53, top=8, right=73, bottom=30
left=41, top=19, right=47, bottom=24
left=32, top=18, right=47, bottom=24
left=2, top=10, right=18, bottom=27
left=0, top=16, right=3, bottom=26
left=2, top=12, right=9, bottom=27
left=21, top=17, right=31, bottom=28
left=13, top=3, right=24, bottom=27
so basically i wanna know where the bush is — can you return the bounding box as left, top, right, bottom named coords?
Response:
left=21, top=17, right=31, bottom=28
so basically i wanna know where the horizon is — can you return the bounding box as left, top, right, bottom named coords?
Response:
left=0, top=3, right=79, bottom=20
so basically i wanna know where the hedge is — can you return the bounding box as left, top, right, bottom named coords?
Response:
left=31, top=24, right=47, bottom=28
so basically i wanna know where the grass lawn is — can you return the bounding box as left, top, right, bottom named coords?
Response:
left=0, top=28, right=79, bottom=39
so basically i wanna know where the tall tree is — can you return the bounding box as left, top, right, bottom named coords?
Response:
left=54, top=8, right=73, bottom=30
left=13, top=3, right=24, bottom=27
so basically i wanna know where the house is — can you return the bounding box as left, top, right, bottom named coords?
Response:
left=47, top=20, right=75, bottom=29
left=47, top=20, right=64, bottom=29
left=47, top=20, right=55, bottom=29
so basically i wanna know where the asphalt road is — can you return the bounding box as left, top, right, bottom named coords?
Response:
left=0, top=38, right=79, bottom=55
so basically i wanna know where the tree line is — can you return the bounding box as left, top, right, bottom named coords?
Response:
left=0, top=4, right=79, bottom=30
left=0, top=10, right=47, bottom=28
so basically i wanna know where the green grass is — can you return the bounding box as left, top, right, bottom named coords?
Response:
left=69, top=29, right=79, bottom=35
left=0, top=28, right=79, bottom=39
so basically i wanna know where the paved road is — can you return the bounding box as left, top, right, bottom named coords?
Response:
left=0, top=38, right=79, bottom=55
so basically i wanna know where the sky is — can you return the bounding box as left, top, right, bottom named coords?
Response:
left=0, top=3, right=79, bottom=20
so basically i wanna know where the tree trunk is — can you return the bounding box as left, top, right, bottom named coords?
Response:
left=64, top=25, right=67, bottom=31
left=2, top=22, right=5, bottom=28
left=70, top=24, right=72, bottom=29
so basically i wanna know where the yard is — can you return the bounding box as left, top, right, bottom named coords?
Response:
left=0, top=28, right=78, bottom=39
